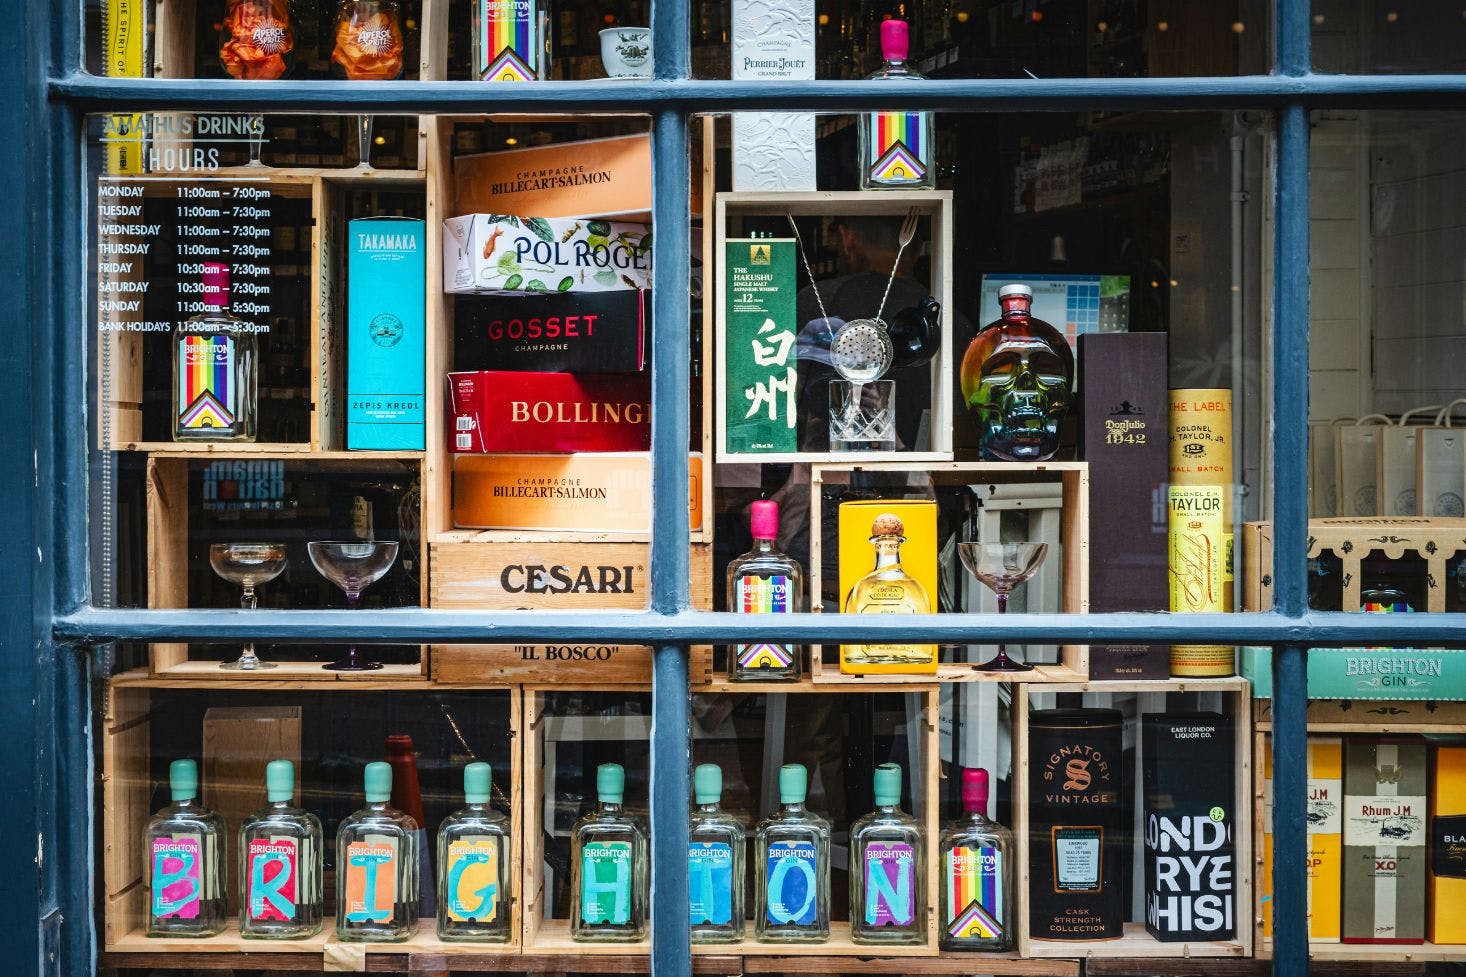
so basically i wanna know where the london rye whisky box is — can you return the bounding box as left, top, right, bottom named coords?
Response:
left=347, top=217, right=425, bottom=450
left=1079, top=332, right=1169, bottom=678
left=1343, top=737, right=1427, bottom=944
left=453, top=289, right=648, bottom=374
left=1142, top=712, right=1236, bottom=942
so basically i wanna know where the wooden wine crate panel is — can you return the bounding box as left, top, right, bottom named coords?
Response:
left=1014, top=679, right=1253, bottom=960
left=807, top=461, right=1090, bottom=685
left=1253, top=696, right=1466, bottom=731
left=432, top=644, right=713, bottom=686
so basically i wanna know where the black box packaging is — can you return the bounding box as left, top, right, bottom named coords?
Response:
left=453, top=288, right=649, bottom=374
left=1079, top=332, right=1170, bottom=678
left=1142, top=712, right=1237, bottom=942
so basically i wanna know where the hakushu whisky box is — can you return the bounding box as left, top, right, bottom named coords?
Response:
left=347, top=217, right=425, bottom=450
left=1141, top=712, right=1235, bottom=942
left=1079, top=332, right=1169, bottom=679
left=1429, top=743, right=1466, bottom=944
left=1262, top=735, right=1343, bottom=941
left=1027, top=708, right=1126, bottom=940
left=1342, top=737, right=1427, bottom=943
left=453, top=288, right=648, bottom=374
left=446, top=371, right=650, bottom=453
left=442, top=214, right=651, bottom=295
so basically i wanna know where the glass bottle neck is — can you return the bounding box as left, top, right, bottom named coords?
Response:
left=462, top=801, right=487, bottom=814
left=599, top=800, right=623, bottom=815
left=1001, top=299, right=1031, bottom=320
left=752, top=537, right=775, bottom=552
left=780, top=801, right=806, bottom=815
left=873, top=537, right=903, bottom=568
left=697, top=802, right=720, bottom=814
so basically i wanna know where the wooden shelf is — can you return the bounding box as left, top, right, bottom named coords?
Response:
left=1261, top=937, right=1466, bottom=962
left=813, top=662, right=1089, bottom=686
left=106, top=920, right=334, bottom=953
left=116, top=443, right=425, bottom=460
left=112, top=664, right=481, bottom=690
left=1027, top=923, right=1248, bottom=959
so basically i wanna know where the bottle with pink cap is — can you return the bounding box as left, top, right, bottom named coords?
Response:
left=938, top=767, right=1014, bottom=951
left=725, top=499, right=804, bottom=682
left=857, top=18, right=935, bottom=190
left=172, top=260, right=259, bottom=441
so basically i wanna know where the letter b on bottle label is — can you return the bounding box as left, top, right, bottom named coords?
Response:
left=151, top=836, right=202, bottom=919
left=766, top=841, right=818, bottom=925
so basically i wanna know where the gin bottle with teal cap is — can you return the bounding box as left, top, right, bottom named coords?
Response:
left=238, top=759, right=323, bottom=939
left=570, top=762, right=649, bottom=942
left=436, top=762, right=512, bottom=942
left=336, top=761, right=419, bottom=942
left=754, top=763, right=830, bottom=942
left=689, top=763, right=745, bottom=943
left=850, top=762, right=925, bottom=945
left=145, top=758, right=227, bottom=937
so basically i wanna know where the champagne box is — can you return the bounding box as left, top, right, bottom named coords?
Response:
left=1262, top=735, right=1343, bottom=941
left=836, top=499, right=938, bottom=674
left=1141, top=712, right=1236, bottom=942
left=446, top=371, right=650, bottom=454
left=453, top=289, right=648, bottom=374
left=1342, top=737, right=1427, bottom=943
left=452, top=452, right=703, bottom=533
left=442, top=214, right=651, bottom=295
left=1079, top=332, right=1169, bottom=679
left=347, top=218, right=426, bottom=450
left=1429, top=743, right=1466, bottom=944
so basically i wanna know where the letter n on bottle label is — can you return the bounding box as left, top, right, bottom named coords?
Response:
left=864, top=842, right=915, bottom=926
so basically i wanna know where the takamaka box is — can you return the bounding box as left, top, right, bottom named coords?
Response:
left=1141, top=712, right=1236, bottom=942
left=453, top=288, right=648, bottom=374
left=447, top=371, right=650, bottom=454
left=1343, top=737, right=1427, bottom=944
left=1262, top=734, right=1344, bottom=941
left=1429, top=743, right=1466, bottom=944
left=835, top=499, right=938, bottom=674
left=452, top=453, right=703, bottom=533
left=442, top=214, right=652, bottom=295
left=347, top=217, right=425, bottom=450
left=1079, top=332, right=1169, bottom=679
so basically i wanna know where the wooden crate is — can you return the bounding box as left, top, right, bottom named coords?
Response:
left=1014, top=678, right=1253, bottom=959
left=434, top=645, right=713, bottom=686
left=807, top=461, right=1090, bottom=685
left=101, top=676, right=522, bottom=956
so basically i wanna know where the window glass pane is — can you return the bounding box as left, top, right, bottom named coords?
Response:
left=1313, top=0, right=1466, bottom=73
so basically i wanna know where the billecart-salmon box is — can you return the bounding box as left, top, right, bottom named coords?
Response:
left=348, top=218, right=425, bottom=450
left=453, top=288, right=649, bottom=374
left=1343, top=737, right=1427, bottom=944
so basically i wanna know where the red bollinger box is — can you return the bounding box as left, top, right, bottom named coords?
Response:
left=452, top=288, right=649, bottom=374
left=447, top=371, right=651, bottom=453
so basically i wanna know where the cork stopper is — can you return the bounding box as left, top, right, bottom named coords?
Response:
left=265, top=759, right=295, bottom=804
left=694, top=763, right=722, bottom=805
left=463, top=762, right=491, bottom=805
left=202, top=261, right=229, bottom=308
left=880, top=18, right=909, bottom=62
left=597, top=763, right=626, bottom=805
left=169, top=759, right=199, bottom=802
left=962, top=767, right=989, bottom=814
left=873, top=763, right=902, bottom=807
left=870, top=513, right=905, bottom=538
left=750, top=500, right=779, bottom=541
left=363, top=761, right=392, bottom=803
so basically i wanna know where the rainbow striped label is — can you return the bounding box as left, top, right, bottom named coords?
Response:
left=477, top=0, right=538, bottom=81
left=178, top=334, right=238, bottom=431
left=944, top=845, right=1004, bottom=939
left=734, top=574, right=794, bottom=669
left=867, top=112, right=929, bottom=185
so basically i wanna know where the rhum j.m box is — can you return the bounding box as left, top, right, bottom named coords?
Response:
left=347, top=218, right=425, bottom=450
left=1343, top=737, right=1427, bottom=944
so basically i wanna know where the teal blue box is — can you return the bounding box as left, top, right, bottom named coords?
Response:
left=348, top=217, right=425, bottom=450
left=1241, top=645, right=1466, bottom=700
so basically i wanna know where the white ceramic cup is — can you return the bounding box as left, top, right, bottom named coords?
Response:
left=600, top=27, right=652, bottom=78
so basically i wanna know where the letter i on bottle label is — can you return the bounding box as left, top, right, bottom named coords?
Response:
left=735, top=575, right=794, bottom=669
left=151, top=836, right=203, bottom=919
left=246, top=838, right=298, bottom=922
left=946, top=846, right=1004, bottom=938
left=688, top=842, right=733, bottom=925
left=766, top=841, right=818, bottom=924
left=343, top=840, right=397, bottom=923
left=178, top=335, right=237, bottom=430
left=446, top=839, right=499, bottom=921
left=581, top=842, right=633, bottom=924
left=863, top=842, right=915, bottom=926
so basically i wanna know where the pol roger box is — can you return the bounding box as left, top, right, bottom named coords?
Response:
left=454, top=288, right=648, bottom=374
left=1429, top=743, right=1466, bottom=944
left=1263, top=735, right=1343, bottom=942
left=348, top=218, right=425, bottom=450
left=447, top=371, right=650, bottom=454
left=443, top=214, right=651, bottom=295
left=1343, top=737, right=1427, bottom=944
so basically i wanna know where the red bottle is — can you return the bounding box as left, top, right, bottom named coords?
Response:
left=385, top=734, right=435, bottom=917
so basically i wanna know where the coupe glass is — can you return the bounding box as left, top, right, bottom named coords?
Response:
left=331, top=0, right=405, bottom=169
left=219, top=0, right=295, bottom=166
left=957, top=542, right=1049, bottom=672
left=209, top=542, right=288, bottom=670
left=307, top=540, right=398, bottom=671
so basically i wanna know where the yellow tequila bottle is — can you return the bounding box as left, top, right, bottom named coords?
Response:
left=841, top=514, right=937, bottom=674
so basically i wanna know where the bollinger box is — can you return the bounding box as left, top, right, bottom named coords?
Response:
left=453, top=288, right=649, bottom=374
left=442, top=214, right=651, bottom=295
left=447, top=371, right=650, bottom=454
left=1079, top=332, right=1170, bottom=678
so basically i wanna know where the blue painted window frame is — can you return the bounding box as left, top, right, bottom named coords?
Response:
left=16, top=0, right=1466, bottom=973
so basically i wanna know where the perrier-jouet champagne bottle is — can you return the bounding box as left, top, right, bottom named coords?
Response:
left=570, top=762, right=648, bottom=942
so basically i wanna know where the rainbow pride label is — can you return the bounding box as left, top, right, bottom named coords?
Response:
left=867, top=112, right=929, bottom=185
left=945, top=845, right=1004, bottom=939
left=178, top=334, right=238, bottom=431
left=734, top=575, right=795, bottom=669
left=477, top=0, right=538, bottom=81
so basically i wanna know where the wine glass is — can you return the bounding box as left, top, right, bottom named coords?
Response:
left=209, top=542, right=289, bottom=670
left=957, top=542, right=1049, bottom=672
left=307, top=540, right=399, bottom=671
left=219, top=0, right=295, bottom=166
left=331, top=0, right=405, bottom=169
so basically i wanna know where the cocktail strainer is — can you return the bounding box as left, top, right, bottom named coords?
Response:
left=830, top=317, right=894, bottom=383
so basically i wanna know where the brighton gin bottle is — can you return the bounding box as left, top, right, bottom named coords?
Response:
left=850, top=763, right=925, bottom=945
left=570, top=763, right=649, bottom=942
left=689, top=763, right=745, bottom=943
left=858, top=19, right=934, bottom=190
left=727, top=500, right=804, bottom=682
left=755, top=764, right=830, bottom=943
left=336, top=761, right=419, bottom=942
left=939, top=768, right=1013, bottom=951
left=841, top=513, right=937, bottom=674
left=239, top=760, right=323, bottom=939
left=145, top=759, right=227, bottom=937
left=173, top=261, right=258, bottom=442
left=436, top=762, right=512, bottom=942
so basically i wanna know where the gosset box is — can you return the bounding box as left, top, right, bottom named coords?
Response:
left=442, top=214, right=651, bottom=295
left=453, top=288, right=649, bottom=374
left=447, top=371, right=650, bottom=454
left=452, top=453, right=703, bottom=533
